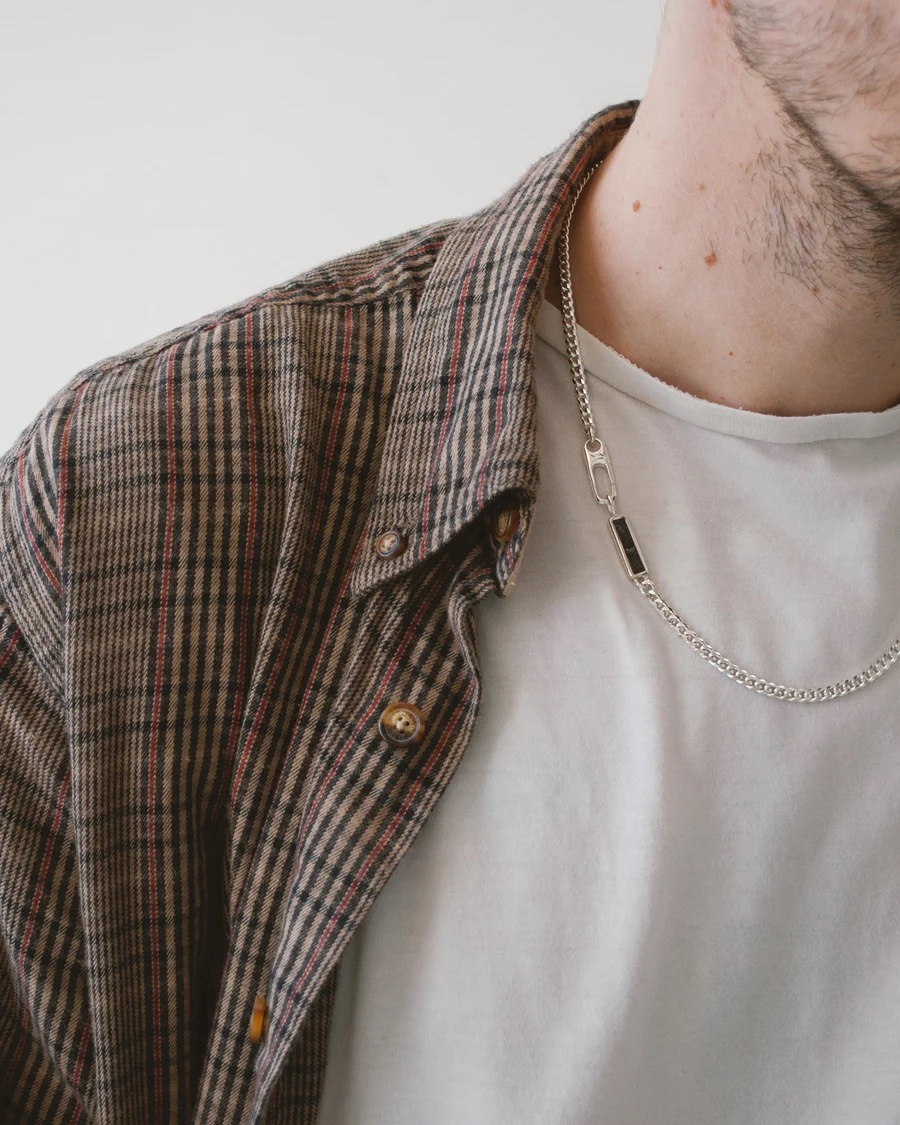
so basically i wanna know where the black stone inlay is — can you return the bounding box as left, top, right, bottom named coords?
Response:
left=610, top=515, right=646, bottom=577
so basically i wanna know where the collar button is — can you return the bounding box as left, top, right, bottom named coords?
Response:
left=373, top=528, right=408, bottom=559
left=486, top=505, right=520, bottom=543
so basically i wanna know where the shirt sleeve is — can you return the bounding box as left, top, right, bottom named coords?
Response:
left=0, top=386, right=94, bottom=1122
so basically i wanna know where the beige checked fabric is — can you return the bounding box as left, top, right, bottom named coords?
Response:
left=0, top=98, right=640, bottom=1124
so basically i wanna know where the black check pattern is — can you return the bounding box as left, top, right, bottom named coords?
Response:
left=0, top=98, right=639, bottom=1124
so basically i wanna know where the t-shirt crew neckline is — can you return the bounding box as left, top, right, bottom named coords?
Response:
left=535, top=297, right=900, bottom=443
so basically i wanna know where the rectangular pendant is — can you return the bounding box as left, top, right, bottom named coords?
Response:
left=608, top=514, right=647, bottom=579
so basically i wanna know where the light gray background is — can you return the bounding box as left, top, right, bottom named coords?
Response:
left=1, top=0, right=662, bottom=451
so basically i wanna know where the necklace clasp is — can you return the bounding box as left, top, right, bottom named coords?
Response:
left=583, top=437, right=617, bottom=509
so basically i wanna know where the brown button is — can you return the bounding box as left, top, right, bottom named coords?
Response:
left=378, top=701, right=426, bottom=747
left=373, top=528, right=408, bottom=560
left=249, top=994, right=268, bottom=1045
left=487, top=505, right=520, bottom=543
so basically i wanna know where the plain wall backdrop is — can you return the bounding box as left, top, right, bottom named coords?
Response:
left=1, top=0, right=663, bottom=453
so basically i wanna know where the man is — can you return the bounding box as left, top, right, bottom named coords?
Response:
left=2, top=0, right=899, bottom=1122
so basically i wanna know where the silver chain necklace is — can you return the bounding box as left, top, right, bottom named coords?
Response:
left=558, top=158, right=900, bottom=702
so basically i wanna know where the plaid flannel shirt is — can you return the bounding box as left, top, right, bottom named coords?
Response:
left=0, top=97, right=640, bottom=1124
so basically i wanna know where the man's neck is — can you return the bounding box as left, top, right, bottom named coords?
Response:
left=544, top=7, right=900, bottom=417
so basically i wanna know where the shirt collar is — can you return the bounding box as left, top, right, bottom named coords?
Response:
left=348, top=98, right=640, bottom=600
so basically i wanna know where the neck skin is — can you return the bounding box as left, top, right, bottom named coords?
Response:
left=544, top=1, right=900, bottom=416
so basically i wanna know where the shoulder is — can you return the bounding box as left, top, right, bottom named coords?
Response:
left=1, top=212, right=461, bottom=486
left=91, top=214, right=458, bottom=376
left=0, top=215, right=459, bottom=660
left=4, top=212, right=458, bottom=461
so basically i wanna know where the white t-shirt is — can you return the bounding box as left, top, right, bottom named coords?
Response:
left=316, top=297, right=900, bottom=1124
